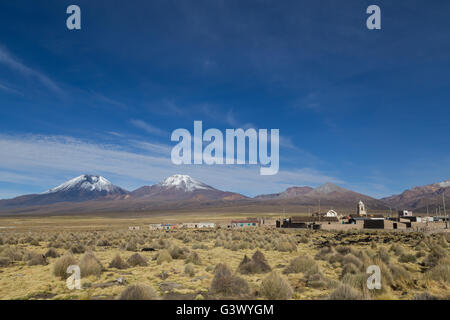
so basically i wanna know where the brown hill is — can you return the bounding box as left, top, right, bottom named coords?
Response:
left=381, top=179, right=450, bottom=212
left=254, top=186, right=313, bottom=199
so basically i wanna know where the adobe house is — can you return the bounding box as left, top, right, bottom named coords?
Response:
left=259, top=217, right=277, bottom=227
left=278, top=216, right=339, bottom=229
left=363, top=217, right=411, bottom=230
left=231, top=219, right=259, bottom=228
left=398, top=210, right=413, bottom=217
left=384, top=220, right=408, bottom=230
left=149, top=224, right=163, bottom=230
left=198, top=222, right=215, bottom=228
left=158, top=224, right=178, bottom=230
left=363, top=218, right=385, bottom=229
left=181, top=222, right=197, bottom=229
left=181, top=222, right=215, bottom=228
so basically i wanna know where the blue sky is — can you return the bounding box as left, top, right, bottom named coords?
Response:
left=0, top=0, right=450, bottom=199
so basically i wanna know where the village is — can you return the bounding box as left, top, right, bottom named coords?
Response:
left=142, top=200, right=449, bottom=233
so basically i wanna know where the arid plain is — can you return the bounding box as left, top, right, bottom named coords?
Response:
left=0, top=215, right=448, bottom=300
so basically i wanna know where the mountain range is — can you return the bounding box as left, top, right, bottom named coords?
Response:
left=0, top=174, right=448, bottom=216
left=381, top=180, right=450, bottom=213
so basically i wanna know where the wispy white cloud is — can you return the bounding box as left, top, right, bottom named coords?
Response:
left=0, top=81, right=23, bottom=96
left=0, top=46, right=64, bottom=96
left=130, top=119, right=169, bottom=137
left=131, top=140, right=172, bottom=155
left=107, top=131, right=124, bottom=137
left=222, top=109, right=255, bottom=129
left=0, top=134, right=341, bottom=198
left=91, top=92, right=128, bottom=109
left=147, top=99, right=185, bottom=116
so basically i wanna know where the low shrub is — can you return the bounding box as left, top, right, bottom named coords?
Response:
left=127, top=253, right=148, bottom=267
left=237, top=250, right=271, bottom=274
left=0, top=257, right=10, bottom=267
left=426, top=261, right=450, bottom=283
left=96, top=239, right=111, bottom=247
left=260, top=271, right=293, bottom=300
left=342, top=254, right=363, bottom=270
left=390, top=244, right=405, bottom=256
left=79, top=251, right=103, bottom=277
left=185, top=251, right=201, bottom=265
left=328, top=284, right=365, bottom=300
left=125, top=240, right=137, bottom=252
left=169, top=246, right=190, bottom=259
left=284, top=256, right=319, bottom=275
left=45, top=248, right=60, bottom=258
left=210, top=263, right=249, bottom=296
left=119, top=284, right=159, bottom=300
left=276, top=241, right=296, bottom=252
left=315, top=246, right=335, bottom=260
left=185, top=263, right=195, bottom=277
left=423, top=246, right=447, bottom=267
left=399, top=253, right=417, bottom=263
left=109, top=254, right=129, bottom=269
left=376, top=247, right=391, bottom=264
left=1, top=247, right=23, bottom=261
left=27, top=253, right=48, bottom=266
left=156, top=249, right=173, bottom=265
left=53, top=254, right=77, bottom=279
left=70, top=243, right=86, bottom=254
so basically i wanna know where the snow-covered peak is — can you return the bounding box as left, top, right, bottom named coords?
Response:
left=159, top=175, right=213, bottom=192
left=438, top=179, right=450, bottom=188
left=313, top=183, right=343, bottom=194
left=44, top=175, right=122, bottom=194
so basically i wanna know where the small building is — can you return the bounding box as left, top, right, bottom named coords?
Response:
left=128, top=226, right=140, bottom=231
left=398, top=210, right=413, bottom=217
left=198, top=222, right=215, bottom=228
left=259, top=218, right=277, bottom=227
left=162, top=224, right=178, bottom=230
left=181, top=222, right=216, bottom=228
left=325, top=210, right=338, bottom=217
left=149, top=223, right=177, bottom=230
left=149, top=224, right=163, bottom=230
left=364, top=218, right=385, bottom=229
left=362, top=216, right=413, bottom=230
left=181, top=223, right=197, bottom=229
left=384, top=220, right=408, bottom=230
left=278, top=216, right=339, bottom=229
left=231, top=219, right=259, bottom=228
left=313, top=210, right=339, bottom=218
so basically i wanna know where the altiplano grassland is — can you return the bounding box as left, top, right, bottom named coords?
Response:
left=0, top=216, right=448, bottom=300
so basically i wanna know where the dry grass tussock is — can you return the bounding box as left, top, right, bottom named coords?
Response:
left=210, top=263, right=249, bottom=297
left=119, top=284, right=159, bottom=300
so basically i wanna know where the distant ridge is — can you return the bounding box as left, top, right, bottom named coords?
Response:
left=255, top=182, right=387, bottom=210
left=254, top=186, right=313, bottom=200
left=381, top=179, right=450, bottom=211
left=1, top=175, right=449, bottom=215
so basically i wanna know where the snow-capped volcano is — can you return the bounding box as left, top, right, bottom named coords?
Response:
left=130, top=174, right=246, bottom=201
left=159, top=174, right=213, bottom=192
left=44, top=174, right=124, bottom=194
left=0, top=174, right=128, bottom=209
